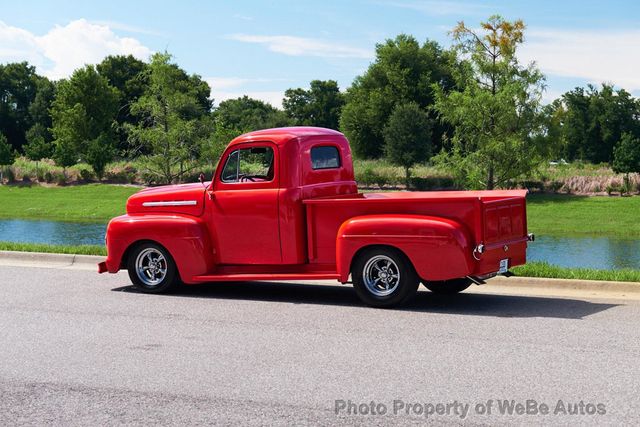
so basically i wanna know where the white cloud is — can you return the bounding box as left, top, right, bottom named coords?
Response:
left=205, top=77, right=290, bottom=108
left=227, top=34, right=373, bottom=59
left=212, top=90, right=285, bottom=109
left=519, top=28, right=640, bottom=91
left=0, top=19, right=152, bottom=80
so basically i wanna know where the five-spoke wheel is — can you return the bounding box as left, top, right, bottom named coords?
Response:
left=127, top=242, right=179, bottom=293
left=352, top=247, right=419, bottom=308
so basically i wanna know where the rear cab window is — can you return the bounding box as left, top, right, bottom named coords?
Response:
left=311, top=146, right=341, bottom=170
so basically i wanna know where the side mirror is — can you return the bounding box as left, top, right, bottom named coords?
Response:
left=199, top=172, right=205, bottom=185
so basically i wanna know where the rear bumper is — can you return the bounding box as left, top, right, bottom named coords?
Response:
left=473, top=236, right=529, bottom=276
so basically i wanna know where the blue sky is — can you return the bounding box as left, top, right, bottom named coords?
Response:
left=1, top=0, right=639, bottom=107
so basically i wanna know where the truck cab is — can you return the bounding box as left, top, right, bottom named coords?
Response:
left=100, top=127, right=533, bottom=307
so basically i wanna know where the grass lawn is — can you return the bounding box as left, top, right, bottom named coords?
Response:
left=0, top=184, right=139, bottom=223
left=0, top=241, right=106, bottom=255
left=526, top=194, right=640, bottom=237
left=513, top=261, right=640, bottom=283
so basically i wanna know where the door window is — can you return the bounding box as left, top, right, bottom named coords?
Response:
left=221, top=146, right=275, bottom=183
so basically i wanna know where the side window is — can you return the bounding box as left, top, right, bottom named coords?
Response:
left=311, top=146, right=341, bottom=170
left=221, top=146, right=275, bottom=183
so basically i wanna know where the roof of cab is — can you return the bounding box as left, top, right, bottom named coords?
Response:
left=228, top=126, right=344, bottom=147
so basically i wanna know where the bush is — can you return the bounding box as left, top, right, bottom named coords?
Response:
left=105, top=165, right=137, bottom=184
left=79, top=169, right=95, bottom=182
left=355, top=166, right=379, bottom=188
left=606, top=183, right=621, bottom=196
left=519, top=180, right=544, bottom=192
left=55, top=172, right=67, bottom=186
left=5, top=166, right=15, bottom=183
left=44, top=171, right=54, bottom=183
left=546, top=181, right=564, bottom=193
left=409, top=176, right=456, bottom=190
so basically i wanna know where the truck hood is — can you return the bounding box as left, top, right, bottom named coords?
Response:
left=126, top=182, right=207, bottom=216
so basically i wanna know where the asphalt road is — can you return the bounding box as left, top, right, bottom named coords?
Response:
left=1, top=265, right=639, bottom=426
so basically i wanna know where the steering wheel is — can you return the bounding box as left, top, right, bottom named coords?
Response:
left=239, top=174, right=256, bottom=182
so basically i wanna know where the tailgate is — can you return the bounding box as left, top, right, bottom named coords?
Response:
left=482, top=196, right=527, bottom=244
left=475, top=195, right=529, bottom=274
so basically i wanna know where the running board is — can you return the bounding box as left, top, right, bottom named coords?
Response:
left=191, top=273, right=341, bottom=283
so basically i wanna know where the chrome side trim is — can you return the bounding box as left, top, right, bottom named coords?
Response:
left=142, top=200, right=198, bottom=207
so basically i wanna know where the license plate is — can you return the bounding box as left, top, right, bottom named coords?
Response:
left=499, top=259, right=509, bottom=274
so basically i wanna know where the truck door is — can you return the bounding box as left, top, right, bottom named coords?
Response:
left=211, top=143, right=281, bottom=264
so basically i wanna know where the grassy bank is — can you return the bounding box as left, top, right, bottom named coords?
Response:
left=0, top=184, right=139, bottom=222
left=526, top=194, right=640, bottom=237
left=512, top=261, right=640, bottom=283
left=0, top=241, right=106, bottom=256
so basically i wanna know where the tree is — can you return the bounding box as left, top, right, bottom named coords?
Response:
left=341, top=35, right=457, bottom=158
left=97, top=55, right=149, bottom=154
left=0, top=133, right=15, bottom=183
left=283, top=80, right=344, bottom=129
left=128, top=52, right=212, bottom=184
left=26, top=77, right=56, bottom=150
left=383, top=102, right=432, bottom=188
left=434, top=15, right=547, bottom=189
left=0, top=62, right=41, bottom=152
left=561, top=85, right=639, bottom=163
left=24, top=124, right=53, bottom=177
left=50, top=65, right=119, bottom=177
left=214, top=96, right=291, bottom=134
left=612, top=133, right=640, bottom=193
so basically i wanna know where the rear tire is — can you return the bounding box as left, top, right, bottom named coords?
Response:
left=127, top=242, right=179, bottom=293
left=352, top=247, right=419, bottom=308
left=423, top=278, right=472, bottom=295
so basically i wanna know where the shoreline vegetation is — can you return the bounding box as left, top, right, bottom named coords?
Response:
left=4, top=156, right=640, bottom=197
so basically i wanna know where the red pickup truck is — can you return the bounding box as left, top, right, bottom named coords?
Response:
left=99, top=127, right=533, bottom=307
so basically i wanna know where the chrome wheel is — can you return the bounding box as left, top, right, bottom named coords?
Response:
left=135, top=248, right=168, bottom=287
left=362, top=255, right=400, bottom=297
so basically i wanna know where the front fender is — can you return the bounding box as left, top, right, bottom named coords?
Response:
left=104, top=214, right=214, bottom=283
left=336, top=214, right=474, bottom=282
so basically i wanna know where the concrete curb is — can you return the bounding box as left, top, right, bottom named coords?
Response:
left=0, top=250, right=103, bottom=269
left=1, top=250, right=639, bottom=293
left=489, top=276, right=640, bottom=294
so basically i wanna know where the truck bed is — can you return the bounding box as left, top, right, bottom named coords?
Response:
left=303, top=190, right=529, bottom=278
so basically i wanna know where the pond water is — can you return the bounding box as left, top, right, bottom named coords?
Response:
left=0, top=219, right=106, bottom=246
left=527, top=235, right=640, bottom=270
left=0, top=219, right=639, bottom=270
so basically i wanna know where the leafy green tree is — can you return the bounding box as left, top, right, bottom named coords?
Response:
left=612, top=133, right=640, bottom=193
left=283, top=80, right=344, bottom=129
left=50, top=65, right=119, bottom=178
left=434, top=15, right=547, bottom=189
left=341, top=35, right=457, bottom=158
left=215, top=96, right=291, bottom=134
left=128, top=52, right=212, bottom=184
left=0, top=133, right=15, bottom=183
left=561, top=85, right=639, bottom=163
left=97, top=55, right=149, bottom=154
left=383, top=102, right=432, bottom=188
left=24, top=123, right=53, bottom=177
left=0, top=62, right=41, bottom=152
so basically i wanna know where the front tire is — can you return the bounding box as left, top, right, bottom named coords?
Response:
left=352, top=247, right=419, bottom=308
left=127, top=242, right=179, bottom=293
left=423, top=278, right=472, bottom=295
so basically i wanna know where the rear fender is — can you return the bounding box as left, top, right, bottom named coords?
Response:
left=336, top=214, right=474, bottom=282
left=104, top=214, right=214, bottom=283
